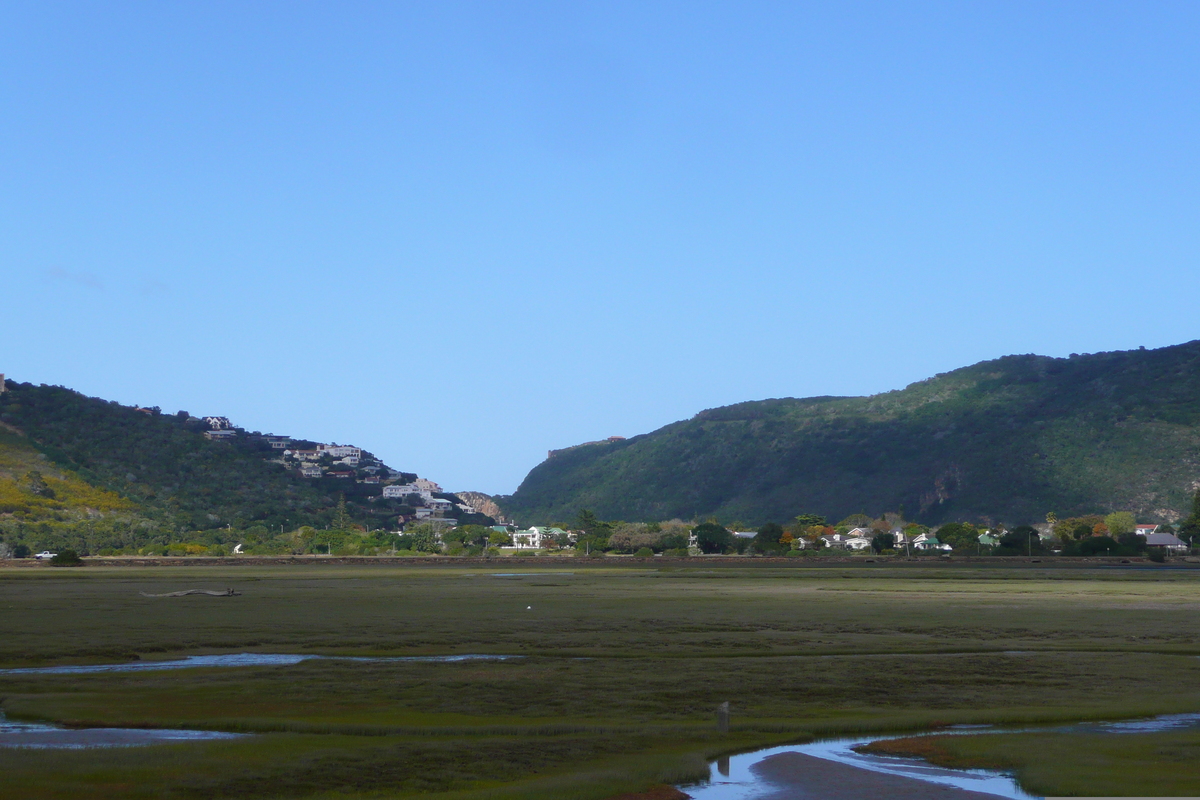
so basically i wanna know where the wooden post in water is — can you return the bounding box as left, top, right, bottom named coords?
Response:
left=716, top=701, right=729, bottom=733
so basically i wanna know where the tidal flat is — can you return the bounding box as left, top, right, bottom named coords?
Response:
left=3, top=561, right=1200, bottom=798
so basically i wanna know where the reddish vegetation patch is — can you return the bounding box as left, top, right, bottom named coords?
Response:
left=858, top=735, right=953, bottom=761
left=603, top=786, right=690, bottom=800
left=857, top=735, right=1007, bottom=772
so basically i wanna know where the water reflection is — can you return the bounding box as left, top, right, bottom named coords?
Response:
left=0, top=653, right=519, bottom=675
left=0, top=711, right=244, bottom=749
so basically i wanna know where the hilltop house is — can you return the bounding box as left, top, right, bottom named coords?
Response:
left=319, top=445, right=362, bottom=460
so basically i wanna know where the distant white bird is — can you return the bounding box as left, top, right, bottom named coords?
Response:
left=526, top=605, right=531, bottom=609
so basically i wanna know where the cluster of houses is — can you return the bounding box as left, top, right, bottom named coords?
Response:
left=757, top=523, right=1189, bottom=553
left=198, top=416, right=481, bottom=525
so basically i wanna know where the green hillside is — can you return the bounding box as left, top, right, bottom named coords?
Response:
left=0, top=381, right=449, bottom=554
left=501, top=341, right=1200, bottom=526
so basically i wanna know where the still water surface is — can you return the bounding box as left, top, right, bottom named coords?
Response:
left=0, top=652, right=518, bottom=675
left=0, top=711, right=245, bottom=749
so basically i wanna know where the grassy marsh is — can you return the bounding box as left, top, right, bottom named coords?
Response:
left=3, top=562, right=1200, bottom=797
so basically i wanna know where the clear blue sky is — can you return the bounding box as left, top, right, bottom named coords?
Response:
left=3, top=2, right=1198, bottom=495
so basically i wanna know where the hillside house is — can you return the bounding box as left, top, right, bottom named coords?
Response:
left=1136, top=524, right=1160, bottom=536
left=319, top=445, right=362, bottom=459
left=204, top=429, right=238, bottom=441
left=327, top=470, right=353, bottom=479
left=300, top=465, right=322, bottom=478
left=383, top=482, right=431, bottom=500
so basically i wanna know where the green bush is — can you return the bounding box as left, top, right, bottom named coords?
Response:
left=49, top=549, right=83, bottom=567
left=663, top=548, right=689, bottom=557
left=1147, top=549, right=1166, bottom=563
left=634, top=547, right=654, bottom=558
left=784, top=549, right=804, bottom=557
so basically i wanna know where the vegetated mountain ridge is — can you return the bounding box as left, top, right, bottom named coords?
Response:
left=0, top=380, right=484, bottom=550
left=501, top=341, right=1200, bottom=526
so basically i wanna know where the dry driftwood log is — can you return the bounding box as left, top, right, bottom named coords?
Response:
left=139, top=589, right=241, bottom=597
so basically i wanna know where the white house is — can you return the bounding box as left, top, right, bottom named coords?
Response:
left=1135, top=524, right=1159, bottom=536
left=912, top=532, right=951, bottom=551
left=844, top=536, right=872, bottom=551
left=319, top=445, right=362, bottom=460
left=383, top=482, right=431, bottom=500
left=511, top=526, right=569, bottom=549
left=300, top=465, right=322, bottom=478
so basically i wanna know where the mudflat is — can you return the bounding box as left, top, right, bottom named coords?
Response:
left=750, top=752, right=1007, bottom=800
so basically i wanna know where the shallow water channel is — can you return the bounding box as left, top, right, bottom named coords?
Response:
left=0, top=652, right=518, bottom=675
left=0, top=710, right=245, bottom=749
left=678, top=713, right=1200, bottom=800
left=0, top=653, right=519, bottom=749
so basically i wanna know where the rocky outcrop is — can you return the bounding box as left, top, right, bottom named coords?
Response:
left=455, top=491, right=503, bottom=520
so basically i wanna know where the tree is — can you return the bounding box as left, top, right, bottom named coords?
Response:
left=693, top=522, right=733, bottom=554
left=1080, top=536, right=1120, bottom=556
left=574, top=509, right=612, bottom=543
left=49, top=549, right=83, bottom=566
left=1180, top=490, right=1200, bottom=540
left=332, top=496, right=353, bottom=531
left=870, top=532, right=892, bottom=554
left=935, top=522, right=978, bottom=551
left=1104, top=512, right=1137, bottom=537
left=751, top=522, right=785, bottom=553
left=402, top=524, right=440, bottom=553
left=997, top=525, right=1043, bottom=556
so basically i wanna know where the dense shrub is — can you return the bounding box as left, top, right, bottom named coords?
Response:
left=49, top=549, right=83, bottom=566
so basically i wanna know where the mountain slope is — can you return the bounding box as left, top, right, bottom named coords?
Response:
left=501, top=342, right=1200, bottom=526
left=0, top=381, right=439, bottom=540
